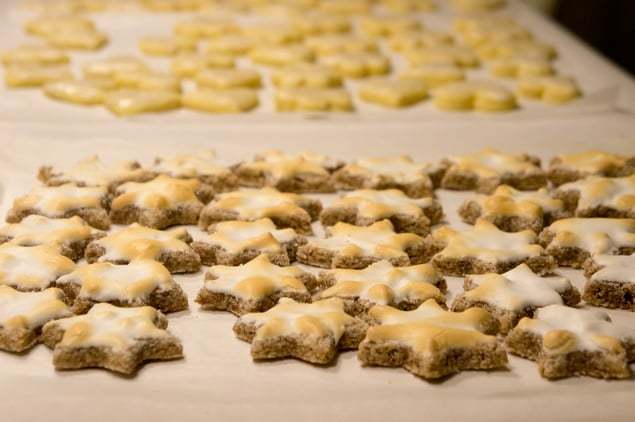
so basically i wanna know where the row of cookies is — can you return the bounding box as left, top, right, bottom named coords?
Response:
left=4, top=3, right=580, bottom=114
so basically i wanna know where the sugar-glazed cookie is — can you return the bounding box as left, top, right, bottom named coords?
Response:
left=427, top=219, right=556, bottom=276
left=548, top=151, right=635, bottom=187
left=333, top=156, right=436, bottom=198
left=110, top=175, right=209, bottom=229
left=432, top=80, right=517, bottom=112
left=322, top=52, right=390, bottom=79
left=41, top=303, right=183, bottom=374
left=198, top=188, right=321, bottom=235
left=113, top=70, right=181, bottom=93
left=55, top=260, right=188, bottom=314
left=0, top=286, right=72, bottom=353
left=459, top=185, right=568, bottom=233
left=182, top=88, right=259, bottom=113
left=538, top=218, right=635, bottom=268
left=440, top=149, right=546, bottom=193
left=388, top=31, right=454, bottom=53
left=380, top=0, right=437, bottom=12
left=196, top=254, right=317, bottom=315
left=241, top=24, right=304, bottom=46
left=489, top=57, right=554, bottom=79
left=203, top=35, right=253, bottom=57
left=0, top=215, right=104, bottom=261
left=358, top=299, right=507, bottom=379
left=1, top=44, right=69, bottom=66
left=38, top=155, right=152, bottom=191
left=554, top=175, right=635, bottom=218
left=477, top=39, right=556, bottom=62
left=358, top=79, right=428, bottom=108
left=233, top=297, right=367, bottom=364
left=275, top=87, right=353, bottom=112
left=315, top=260, right=446, bottom=315
left=85, top=223, right=201, bottom=274
left=43, top=79, right=112, bottom=106
left=318, top=0, right=373, bottom=15
left=583, top=253, right=635, bottom=311
left=306, top=34, right=378, bottom=57
left=82, top=56, right=149, bottom=82
left=297, top=220, right=426, bottom=269
left=173, top=16, right=239, bottom=40
left=451, top=0, right=506, bottom=12
left=292, top=14, right=352, bottom=36
left=517, top=75, right=580, bottom=104
left=405, top=45, right=478, bottom=68
left=0, top=244, right=75, bottom=291
left=151, top=150, right=237, bottom=192
left=271, top=63, right=342, bottom=88
left=321, top=189, right=443, bottom=236
left=452, top=264, right=580, bottom=334
left=40, top=27, right=109, bottom=51
left=138, top=36, right=196, bottom=57
left=191, top=218, right=305, bottom=266
left=399, top=63, right=465, bottom=88
left=4, top=64, right=72, bottom=88
left=359, top=15, right=421, bottom=37
left=104, top=89, right=181, bottom=116
left=171, top=53, right=235, bottom=78
left=249, top=44, right=315, bottom=67
left=506, top=305, right=635, bottom=379
left=7, top=184, right=111, bottom=230
left=233, top=150, right=338, bottom=193
left=195, top=68, right=261, bottom=89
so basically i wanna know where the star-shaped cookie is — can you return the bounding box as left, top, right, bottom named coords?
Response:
left=196, top=255, right=318, bottom=315
left=315, top=260, right=446, bottom=315
left=41, top=303, right=183, bottom=374
left=0, top=286, right=72, bottom=352
left=0, top=244, right=75, bottom=291
left=233, top=297, right=367, bottom=364
left=358, top=299, right=507, bottom=379
left=538, top=218, right=635, bottom=268
left=7, top=183, right=111, bottom=230
left=320, top=189, right=443, bottom=236
left=506, top=305, right=635, bottom=379
left=110, top=175, right=211, bottom=229
left=583, top=253, right=635, bottom=311
left=85, top=223, right=201, bottom=273
left=554, top=175, right=635, bottom=219
left=297, top=220, right=426, bottom=269
left=191, top=218, right=306, bottom=266
left=198, top=188, right=322, bottom=235
left=547, top=151, right=635, bottom=187
left=0, top=215, right=105, bottom=261
left=428, top=219, right=556, bottom=276
left=55, top=260, right=188, bottom=314
left=452, top=263, right=580, bottom=333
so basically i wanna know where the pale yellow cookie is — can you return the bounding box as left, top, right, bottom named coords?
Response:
left=203, top=35, right=253, bottom=56
left=276, top=87, right=353, bottom=112
left=4, top=64, right=72, bottom=88
left=400, top=64, right=465, bottom=88
left=454, top=16, right=531, bottom=48
left=114, top=71, right=182, bottom=93
left=477, top=39, right=557, bottom=62
left=490, top=57, right=554, bottom=79
left=138, top=36, right=196, bottom=57
left=174, top=16, right=239, bottom=40
left=360, top=15, right=421, bottom=37
left=104, top=90, right=181, bottom=116
left=292, top=14, right=351, bottom=35
left=83, top=56, right=149, bottom=81
left=380, top=0, right=437, bottom=12
left=359, top=79, right=428, bottom=108
left=405, top=45, right=478, bottom=68
left=388, top=30, right=454, bottom=52
left=43, top=79, right=110, bottom=105
left=271, top=63, right=342, bottom=88
left=517, top=75, right=581, bottom=104
left=306, top=35, right=378, bottom=57
left=318, top=0, right=372, bottom=15
left=1, top=45, right=69, bottom=66
left=0, top=244, right=76, bottom=291
left=451, top=0, right=506, bottom=12
left=183, top=88, right=259, bottom=113
left=322, top=52, right=391, bottom=79
left=44, top=28, right=109, bottom=51
left=24, top=14, right=95, bottom=37
left=241, top=24, right=304, bottom=45
left=433, top=80, right=517, bottom=112
left=171, top=53, right=235, bottom=78
left=249, top=44, right=315, bottom=67
left=195, top=68, right=261, bottom=89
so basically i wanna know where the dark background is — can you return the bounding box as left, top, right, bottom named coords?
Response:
left=555, top=0, right=635, bottom=75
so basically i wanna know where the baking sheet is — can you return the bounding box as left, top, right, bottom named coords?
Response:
left=0, top=0, right=634, bottom=125
left=0, top=113, right=634, bottom=422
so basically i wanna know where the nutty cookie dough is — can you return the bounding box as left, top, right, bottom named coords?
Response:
left=321, top=189, right=443, bottom=236
left=582, top=253, right=635, bottom=311
left=297, top=220, right=426, bottom=269
left=452, top=264, right=580, bottom=334
left=547, top=151, right=635, bottom=187
left=554, top=175, right=635, bottom=218
left=196, top=255, right=317, bottom=315
left=506, top=305, right=635, bottom=379
left=191, top=219, right=305, bottom=266
left=315, top=260, right=446, bottom=315
left=42, top=304, right=183, bottom=374
left=358, top=299, right=507, bottom=379
left=233, top=297, right=367, bottom=364
left=85, top=223, right=201, bottom=274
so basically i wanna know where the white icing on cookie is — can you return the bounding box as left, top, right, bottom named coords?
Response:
left=0, top=215, right=102, bottom=248
left=208, top=188, right=310, bottom=220
left=559, top=175, right=635, bottom=213
left=44, top=155, right=146, bottom=187
left=331, top=189, right=436, bottom=219
left=343, top=156, right=433, bottom=185
left=153, top=150, right=231, bottom=178
left=0, top=286, right=71, bottom=329
left=0, top=244, right=75, bottom=291
left=589, top=254, right=635, bottom=282
left=112, top=175, right=201, bottom=210
left=544, top=218, right=635, bottom=255
left=11, top=184, right=106, bottom=216
left=205, top=219, right=298, bottom=254
left=447, top=149, right=540, bottom=178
